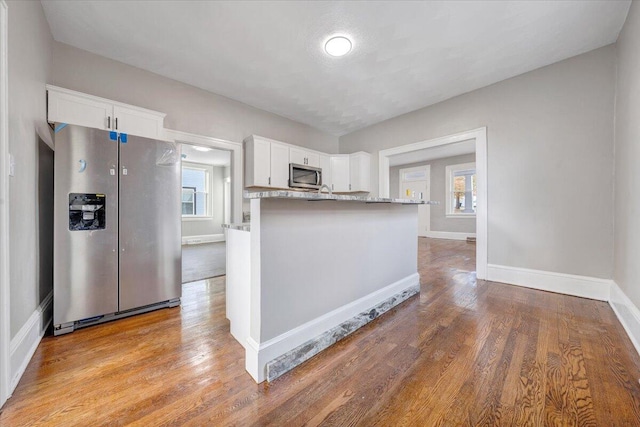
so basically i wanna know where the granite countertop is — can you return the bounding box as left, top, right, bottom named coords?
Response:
left=244, top=190, right=439, bottom=205
left=222, top=223, right=251, bottom=231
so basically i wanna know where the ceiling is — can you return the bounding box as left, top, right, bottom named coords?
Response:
left=181, top=144, right=230, bottom=166
left=41, top=1, right=631, bottom=136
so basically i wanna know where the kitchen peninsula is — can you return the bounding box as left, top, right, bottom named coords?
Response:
left=225, top=191, right=431, bottom=382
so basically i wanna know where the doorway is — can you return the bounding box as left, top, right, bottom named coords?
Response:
left=162, top=129, right=243, bottom=286
left=379, top=127, right=487, bottom=279
left=399, top=165, right=430, bottom=237
left=180, top=143, right=231, bottom=283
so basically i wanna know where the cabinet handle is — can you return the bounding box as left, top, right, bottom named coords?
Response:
left=268, top=177, right=271, bottom=185
left=115, top=117, right=118, bottom=130
left=332, top=184, right=334, bottom=191
left=349, top=184, right=352, bottom=191
left=107, top=116, right=111, bottom=129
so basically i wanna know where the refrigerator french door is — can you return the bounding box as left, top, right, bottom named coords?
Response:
left=53, top=124, right=181, bottom=335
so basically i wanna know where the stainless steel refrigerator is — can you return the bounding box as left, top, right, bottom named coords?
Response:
left=53, top=124, right=181, bottom=335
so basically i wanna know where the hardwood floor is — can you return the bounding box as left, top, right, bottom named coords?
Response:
left=182, top=241, right=226, bottom=284
left=2, top=238, right=640, bottom=426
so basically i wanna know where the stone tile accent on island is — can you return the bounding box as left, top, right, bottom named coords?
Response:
left=265, top=284, right=420, bottom=382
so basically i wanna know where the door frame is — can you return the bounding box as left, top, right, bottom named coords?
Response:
left=0, top=0, right=10, bottom=407
left=398, top=165, right=430, bottom=237
left=163, top=129, right=243, bottom=224
left=379, top=127, right=488, bottom=279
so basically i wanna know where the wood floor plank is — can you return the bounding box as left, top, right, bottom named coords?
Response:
left=2, top=238, right=640, bottom=426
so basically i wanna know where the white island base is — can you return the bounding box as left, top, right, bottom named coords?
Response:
left=225, top=192, right=423, bottom=383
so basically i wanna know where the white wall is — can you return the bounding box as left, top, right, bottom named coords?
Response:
left=7, top=0, right=53, bottom=338
left=256, top=199, right=418, bottom=341
left=340, top=46, right=616, bottom=280
left=614, top=1, right=640, bottom=308
left=51, top=42, right=339, bottom=154
left=390, top=153, right=476, bottom=234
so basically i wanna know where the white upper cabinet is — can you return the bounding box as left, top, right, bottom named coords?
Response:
left=270, top=142, right=290, bottom=188
left=349, top=152, right=372, bottom=193
left=289, top=147, right=320, bottom=167
left=47, top=87, right=112, bottom=131
left=111, top=105, right=164, bottom=139
left=330, top=155, right=350, bottom=192
left=319, top=154, right=332, bottom=190
left=244, top=135, right=371, bottom=193
left=47, top=85, right=165, bottom=139
left=244, top=136, right=271, bottom=187
left=244, top=135, right=290, bottom=189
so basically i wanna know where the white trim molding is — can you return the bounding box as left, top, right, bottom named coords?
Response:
left=181, top=233, right=225, bottom=245
left=379, top=127, right=488, bottom=280
left=9, top=291, right=53, bottom=393
left=487, top=264, right=611, bottom=301
left=0, top=0, right=9, bottom=408
left=162, top=129, right=243, bottom=225
left=244, top=273, right=420, bottom=383
left=609, top=283, right=640, bottom=358
left=424, top=231, right=476, bottom=241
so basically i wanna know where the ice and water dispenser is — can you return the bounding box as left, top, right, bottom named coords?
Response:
left=68, top=193, right=106, bottom=231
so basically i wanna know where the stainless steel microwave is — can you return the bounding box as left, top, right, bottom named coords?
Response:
left=289, top=163, right=322, bottom=189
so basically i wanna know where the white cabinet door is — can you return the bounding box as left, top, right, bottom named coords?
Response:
left=306, top=152, right=320, bottom=167
left=330, top=155, right=350, bottom=192
left=48, top=89, right=112, bottom=131
left=270, top=142, right=290, bottom=188
left=319, top=154, right=332, bottom=190
left=112, top=105, right=164, bottom=139
left=47, top=86, right=166, bottom=140
left=245, top=137, right=271, bottom=187
left=289, top=147, right=307, bottom=166
left=290, top=147, right=320, bottom=167
left=349, top=152, right=371, bottom=192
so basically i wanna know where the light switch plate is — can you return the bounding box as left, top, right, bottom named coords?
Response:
left=8, top=153, right=15, bottom=177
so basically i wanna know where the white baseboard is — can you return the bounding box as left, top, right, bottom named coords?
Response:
left=609, top=282, right=640, bottom=357
left=181, top=233, right=225, bottom=245
left=423, top=231, right=476, bottom=241
left=245, top=273, right=420, bottom=383
left=487, top=264, right=610, bottom=301
left=9, top=291, right=53, bottom=393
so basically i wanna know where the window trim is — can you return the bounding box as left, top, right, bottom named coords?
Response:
left=445, top=162, right=476, bottom=218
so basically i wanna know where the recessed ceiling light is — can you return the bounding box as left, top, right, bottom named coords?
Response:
left=324, top=36, right=352, bottom=57
left=193, top=146, right=212, bottom=152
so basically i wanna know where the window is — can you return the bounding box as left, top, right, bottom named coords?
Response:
left=181, top=166, right=210, bottom=217
left=181, top=187, right=196, bottom=215
left=445, top=162, right=476, bottom=217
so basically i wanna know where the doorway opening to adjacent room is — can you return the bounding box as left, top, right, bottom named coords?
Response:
left=398, top=165, right=430, bottom=237
left=379, top=127, right=487, bottom=279
left=163, top=129, right=243, bottom=285
left=180, top=143, right=231, bottom=283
